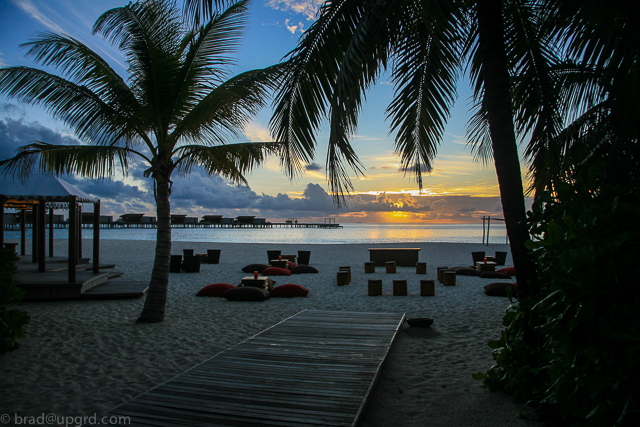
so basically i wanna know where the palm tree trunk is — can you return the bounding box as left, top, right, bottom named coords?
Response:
left=137, top=179, right=172, bottom=323
left=475, top=0, right=537, bottom=296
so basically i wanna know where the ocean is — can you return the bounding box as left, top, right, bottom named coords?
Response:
left=4, top=222, right=509, bottom=245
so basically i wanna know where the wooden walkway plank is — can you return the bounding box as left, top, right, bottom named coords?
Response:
left=89, top=310, right=404, bottom=427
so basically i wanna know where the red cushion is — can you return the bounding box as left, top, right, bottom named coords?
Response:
left=262, top=267, right=292, bottom=276
left=497, top=267, right=516, bottom=276
left=196, top=283, right=235, bottom=297
left=270, top=284, right=309, bottom=298
left=288, top=261, right=297, bottom=269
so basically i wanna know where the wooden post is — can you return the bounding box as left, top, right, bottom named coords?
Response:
left=368, top=279, right=382, bottom=296
left=486, top=216, right=491, bottom=246
left=364, top=261, right=375, bottom=274
left=337, top=271, right=349, bottom=286
left=482, top=216, right=486, bottom=245
left=0, top=196, right=4, bottom=248
left=49, top=207, right=55, bottom=257
left=77, top=205, right=82, bottom=260
left=32, top=204, right=38, bottom=263
left=20, top=209, right=26, bottom=255
left=68, top=196, right=77, bottom=283
left=339, top=266, right=351, bottom=283
left=38, top=200, right=46, bottom=272
left=93, top=200, right=100, bottom=273
left=420, top=280, right=435, bottom=296
left=443, top=270, right=456, bottom=286
left=437, top=266, right=449, bottom=283
left=0, top=196, right=6, bottom=248
left=392, top=280, right=407, bottom=296
left=385, top=261, right=396, bottom=274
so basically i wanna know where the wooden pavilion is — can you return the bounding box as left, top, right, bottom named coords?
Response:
left=0, top=173, right=101, bottom=284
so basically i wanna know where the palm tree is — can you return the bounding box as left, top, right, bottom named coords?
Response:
left=266, top=0, right=552, bottom=295
left=0, top=0, right=298, bottom=322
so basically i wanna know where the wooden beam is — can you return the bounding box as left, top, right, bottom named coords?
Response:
left=32, top=204, right=38, bottom=264
left=49, top=208, right=54, bottom=257
left=93, top=200, right=100, bottom=273
left=20, top=209, right=26, bottom=255
left=38, top=200, right=46, bottom=272
left=68, top=196, right=77, bottom=283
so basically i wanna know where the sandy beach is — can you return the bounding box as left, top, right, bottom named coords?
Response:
left=0, top=239, right=540, bottom=426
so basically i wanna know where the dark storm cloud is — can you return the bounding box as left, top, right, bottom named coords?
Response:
left=304, top=163, right=323, bottom=171
left=0, top=117, right=79, bottom=161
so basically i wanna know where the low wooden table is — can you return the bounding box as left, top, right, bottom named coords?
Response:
left=476, top=261, right=497, bottom=272
left=241, top=276, right=270, bottom=291
left=281, top=254, right=297, bottom=263
left=270, top=259, right=289, bottom=269
left=368, top=248, right=421, bottom=267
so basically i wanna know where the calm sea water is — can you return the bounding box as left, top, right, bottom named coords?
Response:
left=4, top=223, right=508, bottom=245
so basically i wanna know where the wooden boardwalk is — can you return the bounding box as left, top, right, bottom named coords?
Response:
left=80, top=281, right=149, bottom=300
left=92, top=310, right=405, bottom=427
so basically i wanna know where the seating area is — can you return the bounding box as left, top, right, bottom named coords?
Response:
left=367, top=247, right=420, bottom=266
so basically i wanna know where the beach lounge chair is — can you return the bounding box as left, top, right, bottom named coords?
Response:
left=267, top=250, right=281, bottom=264
left=494, top=251, right=507, bottom=266
left=170, top=255, right=182, bottom=273
left=471, top=251, right=485, bottom=265
left=297, top=250, right=311, bottom=265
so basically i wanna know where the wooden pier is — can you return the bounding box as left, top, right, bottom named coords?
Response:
left=4, top=221, right=342, bottom=231
left=91, top=309, right=405, bottom=427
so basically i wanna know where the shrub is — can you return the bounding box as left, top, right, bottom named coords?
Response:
left=0, top=248, right=30, bottom=352
left=476, top=163, right=640, bottom=426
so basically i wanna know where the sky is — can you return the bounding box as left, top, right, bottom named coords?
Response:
left=0, top=0, right=533, bottom=224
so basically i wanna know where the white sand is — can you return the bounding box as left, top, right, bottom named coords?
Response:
left=0, top=239, right=540, bottom=426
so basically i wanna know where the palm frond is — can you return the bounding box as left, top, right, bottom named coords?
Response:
left=173, top=0, right=252, bottom=121
left=324, top=0, right=394, bottom=201
left=173, top=141, right=278, bottom=184
left=0, top=67, right=137, bottom=146
left=93, top=0, right=184, bottom=123
left=504, top=0, right=563, bottom=162
left=183, top=0, right=235, bottom=26
left=0, top=142, right=142, bottom=181
left=386, top=0, right=463, bottom=188
left=20, top=32, right=135, bottom=106
left=174, top=64, right=283, bottom=146
left=270, top=0, right=368, bottom=189
left=465, top=93, right=493, bottom=164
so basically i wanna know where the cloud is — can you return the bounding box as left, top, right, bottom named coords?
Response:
left=12, top=0, right=65, bottom=33
left=265, top=0, right=324, bottom=21
left=284, top=18, right=304, bottom=34
left=305, top=163, right=323, bottom=171
left=243, top=122, right=273, bottom=142
left=0, top=116, right=80, bottom=161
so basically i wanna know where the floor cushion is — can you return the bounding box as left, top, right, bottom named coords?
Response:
left=270, top=284, right=309, bottom=298
left=221, top=286, right=269, bottom=301
left=196, top=283, right=235, bottom=297
left=480, top=271, right=512, bottom=279
left=484, top=282, right=518, bottom=297
left=497, top=267, right=516, bottom=276
left=241, top=263, right=270, bottom=273
left=455, top=267, right=480, bottom=276
left=288, top=261, right=297, bottom=269
left=291, top=265, right=319, bottom=274
left=262, top=267, right=292, bottom=276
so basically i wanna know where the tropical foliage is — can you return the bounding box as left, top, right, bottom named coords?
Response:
left=0, top=248, right=30, bottom=353
left=474, top=2, right=639, bottom=424
left=0, top=0, right=298, bottom=322
left=476, top=160, right=640, bottom=425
